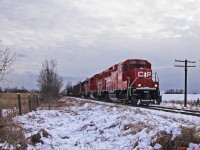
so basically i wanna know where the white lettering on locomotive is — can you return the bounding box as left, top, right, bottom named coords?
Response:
left=138, top=71, right=151, bottom=77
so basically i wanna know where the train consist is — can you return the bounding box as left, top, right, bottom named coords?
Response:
left=68, top=59, right=162, bottom=105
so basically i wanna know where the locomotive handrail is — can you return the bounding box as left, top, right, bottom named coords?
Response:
left=127, top=76, right=139, bottom=96
left=127, top=77, right=131, bottom=96
left=130, top=77, right=139, bottom=88
left=152, top=72, right=159, bottom=83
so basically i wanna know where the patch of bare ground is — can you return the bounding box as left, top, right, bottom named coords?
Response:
left=38, top=97, right=89, bottom=115
left=30, top=129, right=51, bottom=145
left=152, top=127, right=200, bottom=150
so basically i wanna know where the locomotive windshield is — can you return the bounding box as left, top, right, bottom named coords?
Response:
left=130, top=64, right=143, bottom=69
left=130, top=64, right=151, bottom=70
left=129, top=60, right=151, bottom=69
left=120, top=60, right=151, bottom=72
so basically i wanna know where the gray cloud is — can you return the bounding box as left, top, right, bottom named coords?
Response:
left=1, top=71, right=37, bottom=90
left=16, top=53, right=27, bottom=58
left=0, top=0, right=200, bottom=92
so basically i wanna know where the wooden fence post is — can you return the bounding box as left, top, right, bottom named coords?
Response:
left=36, top=95, right=40, bottom=106
left=18, top=93, right=22, bottom=115
left=0, top=108, right=2, bottom=118
left=28, top=94, right=31, bottom=112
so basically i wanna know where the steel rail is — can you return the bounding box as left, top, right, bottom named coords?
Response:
left=142, top=105, right=200, bottom=117
left=72, top=97, right=200, bottom=117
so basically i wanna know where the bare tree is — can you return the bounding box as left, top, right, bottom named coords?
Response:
left=0, top=41, right=15, bottom=117
left=0, top=41, right=15, bottom=81
left=37, top=59, right=63, bottom=101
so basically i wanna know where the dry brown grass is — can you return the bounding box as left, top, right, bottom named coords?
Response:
left=0, top=93, right=39, bottom=108
left=0, top=93, right=40, bottom=116
left=0, top=114, right=27, bottom=150
left=39, top=97, right=87, bottom=109
left=122, top=122, right=153, bottom=137
left=163, top=100, right=200, bottom=108
left=0, top=93, right=41, bottom=149
left=0, top=93, right=24, bottom=109
left=153, top=127, right=200, bottom=150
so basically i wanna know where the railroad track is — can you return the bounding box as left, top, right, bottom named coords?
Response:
left=73, top=97, right=200, bottom=117
left=143, top=105, right=200, bottom=117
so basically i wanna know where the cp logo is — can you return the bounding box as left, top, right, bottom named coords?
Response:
left=138, top=72, right=151, bottom=78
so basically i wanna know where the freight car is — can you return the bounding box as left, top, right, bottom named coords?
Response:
left=68, top=59, right=162, bottom=105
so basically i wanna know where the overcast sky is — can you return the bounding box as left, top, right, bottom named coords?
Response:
left=1, top=0, right=200, bottom=93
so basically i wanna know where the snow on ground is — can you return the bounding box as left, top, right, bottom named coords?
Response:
left=159, top=101, right=200, bottom=111
left=0, top=108, right=17, bottom=117
left=162, top=94, right=200, bottom=102
left=161, top=94, right=200, bottom=111
left=8, top=97, right=200, bottom=150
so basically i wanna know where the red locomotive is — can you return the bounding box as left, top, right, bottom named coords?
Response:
left=68, top=59, right=161, bottom=105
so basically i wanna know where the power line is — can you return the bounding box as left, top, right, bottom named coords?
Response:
left=175, top=59, right=196, bottom=107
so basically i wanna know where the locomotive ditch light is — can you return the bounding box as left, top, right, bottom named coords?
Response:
left=154, top=84, right=158, bottom=88
left=138, top=84, right=141, bottom=87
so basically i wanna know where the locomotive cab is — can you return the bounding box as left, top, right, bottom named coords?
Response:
left=119, top=59, right=161, bottom=105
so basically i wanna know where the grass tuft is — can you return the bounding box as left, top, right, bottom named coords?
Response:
left=153, top=127, right=200, bottom=150
left=0, top=115, right=27, bottom=150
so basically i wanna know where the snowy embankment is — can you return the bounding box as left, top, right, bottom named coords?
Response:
left=9, top=97, right=200, bottom=150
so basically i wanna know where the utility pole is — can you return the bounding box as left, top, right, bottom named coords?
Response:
left=175, top=59, right=196, bottom=107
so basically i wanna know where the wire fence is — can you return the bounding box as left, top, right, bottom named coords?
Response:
left=0, top=93, right=41, bottom=118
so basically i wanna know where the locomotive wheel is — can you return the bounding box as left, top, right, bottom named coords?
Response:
left=105, top=93, right=112, bottom=102
left=124, top=95, right=131, bottom=104
left=131, top=96, right=138, bottom=106
left=124, top=98, right=129, bottom=105
left=156, top=96, right=162, bottom=104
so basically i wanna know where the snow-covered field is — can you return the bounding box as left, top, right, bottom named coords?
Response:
left=162, top=94, right=200, bottom=102
left=2, top=97, right=198, bottom=150
left=161, top=94, right=200, bottom=111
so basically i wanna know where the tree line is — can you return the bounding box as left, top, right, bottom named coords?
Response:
left=0, top=86, right=39, bottom=93
left=164, top=89, right=184, bottom=94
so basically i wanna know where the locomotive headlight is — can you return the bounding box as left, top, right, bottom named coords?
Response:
left=154, top=84, right=158, bottom=88
left=138, top=84, right=141, bottom=87
left=144, top=72, right=147, bottom=78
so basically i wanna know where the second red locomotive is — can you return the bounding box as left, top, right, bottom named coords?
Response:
left=69, top=59, right=161, bottom=105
